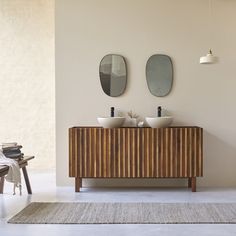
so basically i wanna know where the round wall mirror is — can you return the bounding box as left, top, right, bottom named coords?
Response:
left=146, top=54, right=173, bottom=97
left=99, top=54, right=127, bottom=97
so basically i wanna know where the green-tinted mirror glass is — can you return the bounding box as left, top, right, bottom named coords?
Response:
left=146, top=54, right=173, bottom=97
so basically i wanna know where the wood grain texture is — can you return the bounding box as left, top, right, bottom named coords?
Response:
left=69, top=127, right=203, bottom=179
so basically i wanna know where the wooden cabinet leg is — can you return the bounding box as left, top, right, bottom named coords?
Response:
left=191, top=177, right=196, bottom=192
left=75, top=178, right=82, bottom=192
left=22, top=166, right=32, bottom=194
left=0, top=177, right=5, bottom=194
left=188, top=178, right=192, bottom=188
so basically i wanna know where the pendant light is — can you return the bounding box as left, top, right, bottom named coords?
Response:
left=200, top=0, right=217, bottom=64
left=200, top=49, right=217, bottom=64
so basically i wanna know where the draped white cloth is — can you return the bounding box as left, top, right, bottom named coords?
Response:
left=0, top=150, right=21, bottom=186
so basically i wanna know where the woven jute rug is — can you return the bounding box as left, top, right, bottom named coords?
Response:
left=8, top=202, right=236, bottom=224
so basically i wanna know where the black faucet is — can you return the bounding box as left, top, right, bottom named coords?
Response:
left=157, top=106, right=162, bottom=117
left=110, top=107, right=115, bottom=117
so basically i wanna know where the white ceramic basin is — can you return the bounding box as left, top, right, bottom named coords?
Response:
left=145, top=116, right=173, bottom=128
left=97, top=117, right=125, bottom=128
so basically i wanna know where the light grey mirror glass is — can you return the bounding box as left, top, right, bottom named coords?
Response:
left=146, top=54, right=173, bottom=97
left=99, top=54, right=127, bottom=97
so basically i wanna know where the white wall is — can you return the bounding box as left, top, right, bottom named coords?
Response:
left=56, top=0, right=236, bottom=187
left=0, top=0, right=55, bottom=169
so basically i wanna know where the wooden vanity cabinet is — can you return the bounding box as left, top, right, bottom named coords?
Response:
left=69, top=127, right=203, bottom=192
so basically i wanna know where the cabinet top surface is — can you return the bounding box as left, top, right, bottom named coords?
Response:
left=70, top=126, right=202, bottom=129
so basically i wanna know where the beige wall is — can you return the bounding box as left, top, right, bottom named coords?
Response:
left=0, top=0, right=55, bottom=169
left=56, top=0, right=236, bottom=186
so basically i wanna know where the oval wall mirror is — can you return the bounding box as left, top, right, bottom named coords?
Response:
left=99, top=54, right=127, bottom=97
left=146, top=54, right=173, bottom=97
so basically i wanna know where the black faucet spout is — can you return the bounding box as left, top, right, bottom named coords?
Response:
left=111, top=107, right=115, bottom=117
left=157, top=106, right=162, bottom=117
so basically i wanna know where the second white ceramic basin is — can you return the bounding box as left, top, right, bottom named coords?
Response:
left=145, top=116, right=173, bottom=128
left=97, top=117, right=125, bottom=128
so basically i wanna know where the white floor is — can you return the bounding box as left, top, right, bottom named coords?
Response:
left=1, top=170, right=236, bottom=236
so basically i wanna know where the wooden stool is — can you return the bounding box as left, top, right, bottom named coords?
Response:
left=0, top=156, right=34, bottom=194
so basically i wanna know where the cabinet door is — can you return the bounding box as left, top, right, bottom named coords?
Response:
left=147, top=127, right=203, bottom=178
left=69, top=128, right=139, bottom=178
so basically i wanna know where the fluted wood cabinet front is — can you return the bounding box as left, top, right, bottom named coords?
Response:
left=69, top=127, right=203, bottom=192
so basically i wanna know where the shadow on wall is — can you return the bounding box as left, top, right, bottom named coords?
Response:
left=83, top=178, right=187, bottom=189
left=198, top=130, right=236, bottom=187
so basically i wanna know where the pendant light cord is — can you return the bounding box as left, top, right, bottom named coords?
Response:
left=208, top=0, right=212, bottom=53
